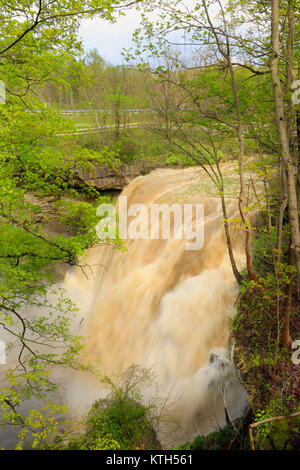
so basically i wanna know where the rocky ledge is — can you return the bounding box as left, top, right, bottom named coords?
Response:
left=74, top=162, right=165, bottom=191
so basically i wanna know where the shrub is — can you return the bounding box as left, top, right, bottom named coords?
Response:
left=173, top=422, right=251, bottom=450
left=66, top=365, right=162, bottom=450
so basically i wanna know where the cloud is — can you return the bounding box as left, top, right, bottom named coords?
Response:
left=78, top=1, right=219, bottom=65
left=78, top=10, right=142, bottom=64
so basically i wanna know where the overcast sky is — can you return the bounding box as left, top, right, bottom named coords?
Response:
left=78, top=9, right=142, bottom=65
left=78, top=1, right=203, bottom=65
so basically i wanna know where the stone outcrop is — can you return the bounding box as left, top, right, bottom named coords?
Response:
left=74, top=162, right=165, bottom=191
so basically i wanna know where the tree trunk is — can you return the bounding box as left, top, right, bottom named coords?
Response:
left=228, top=60, right=257, bottom=282
left=283, top=242, right=294, bottom=349
left=221, top=194, right=243, bottom=284
left=202, top=0, right=256, bottom=281
left=270, top=0, right=300, bottom=280
left=296, top=108, right=300, bottom=210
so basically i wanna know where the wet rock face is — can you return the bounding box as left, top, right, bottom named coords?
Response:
left=74, top=163, right=165, bottom=190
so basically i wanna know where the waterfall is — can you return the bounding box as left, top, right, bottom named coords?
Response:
left=63, top=166, right=248, bottom=447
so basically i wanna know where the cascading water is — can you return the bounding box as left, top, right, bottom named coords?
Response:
left=63, top=166, right=249, bottom=447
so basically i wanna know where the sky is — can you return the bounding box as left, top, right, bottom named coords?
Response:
left=78, top=9, right=143, bottom=65
left=78, top=1, right=203, bottom=65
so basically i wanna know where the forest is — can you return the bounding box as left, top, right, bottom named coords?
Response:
left=0, top=0, right=299, bottom=453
